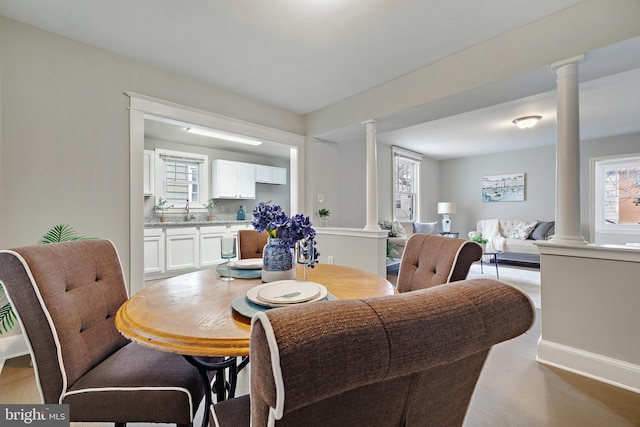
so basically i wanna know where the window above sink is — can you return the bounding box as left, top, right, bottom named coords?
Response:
left=155, top=148, right=209, bottom=209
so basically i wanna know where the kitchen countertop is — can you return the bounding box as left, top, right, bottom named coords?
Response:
left=144, top=217, right=253, bottom=227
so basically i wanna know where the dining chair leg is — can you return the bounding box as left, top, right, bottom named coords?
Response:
left=237, top=356, right=250, bottom=372
left=226, top=361, right=239, bottom=399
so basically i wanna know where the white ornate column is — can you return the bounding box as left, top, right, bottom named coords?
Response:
left=550, top=56, right=587, bottom=245
left=362, top=119, right=381, bottom=231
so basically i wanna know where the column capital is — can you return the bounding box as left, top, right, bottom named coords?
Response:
left=361, top=119, right=378, bottom=126
left=550, top=54, right=584, bottom=71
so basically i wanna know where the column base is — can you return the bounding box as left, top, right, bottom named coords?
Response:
left=548, top=235, right=588, bottom=245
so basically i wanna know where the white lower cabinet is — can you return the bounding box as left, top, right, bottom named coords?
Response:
left=166, top=227, right=199, bottom=271
left=199, top=226, right=228, bottom=267
left=144, top=228, right=164, bottom=274
left=144, top=224, right=248, bottom=279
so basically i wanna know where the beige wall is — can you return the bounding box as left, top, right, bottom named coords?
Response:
left=0, top=17, right=303, bottom=282
left=439, top=144, right=557, bottom=237
left=438, top=132, right=640, bottom=243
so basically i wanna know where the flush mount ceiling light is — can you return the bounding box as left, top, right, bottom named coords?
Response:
left=512, top=116, right=542, bottom=129
left=185, top=127, right=263, bottom=146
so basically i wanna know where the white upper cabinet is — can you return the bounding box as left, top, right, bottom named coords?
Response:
left=212, top=159, right=256, bottom=199
left=255, top=164, right=287, bottom=185
left=143, top=150, right=155, bottom=196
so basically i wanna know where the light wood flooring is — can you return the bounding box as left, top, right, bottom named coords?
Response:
left=2, top=266, right=640, bottom=426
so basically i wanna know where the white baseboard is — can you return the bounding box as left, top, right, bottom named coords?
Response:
left=0, top=332, right=29, bottom=374
left=537, top=338, right=640, bottom=394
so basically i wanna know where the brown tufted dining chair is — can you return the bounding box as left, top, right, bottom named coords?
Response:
left=238, top=230, right=268, bottom=260
left=396, top=234, right=483, bottom=293
left=211, top=278, right=535, bottom=426
left=0, top=239, right=210, bottom=427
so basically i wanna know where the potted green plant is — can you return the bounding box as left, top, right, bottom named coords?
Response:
left=318, top=208, right=330, bottom=227
left=0, top=290, right=16, bottom=336
left=470, top=235, right=488, bottom=251
left=203, top=198, right=218, bottom=221
left=41, top=224, right=89, bottom=244
left=470, top=235, right=488, bottom=244
left=387, top=240, right=398, bottom=260
left=154, top=197, right=173, bottom=222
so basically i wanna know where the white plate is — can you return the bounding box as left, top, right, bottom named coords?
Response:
left=247, top=281, right=328, bottom=308
left=258, top=280, right=320, bottom=304
left=232, top=259, right=263, bottom=270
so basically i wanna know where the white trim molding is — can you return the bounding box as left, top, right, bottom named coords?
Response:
left=0, top=333, right=29, bottom=374
left=538, top=338, right=640, bottom=394
left=314, top=228, right=388, bottom=277
left=126, top=92, right=305, bottom=294
left=537, top=242, right=640, bottom=395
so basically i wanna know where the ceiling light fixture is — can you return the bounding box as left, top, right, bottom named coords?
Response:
left=185, top=127, right=263, bottom=146
left=512, top=116, right=542, bottom=129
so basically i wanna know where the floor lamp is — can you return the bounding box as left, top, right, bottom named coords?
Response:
left=437, top=202, right=456, bottom=233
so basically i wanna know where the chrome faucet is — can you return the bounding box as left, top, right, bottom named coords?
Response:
left=185, top=199, right=191, bottom=221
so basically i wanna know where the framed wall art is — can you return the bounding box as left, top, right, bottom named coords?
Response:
left=482, top=173, right=525, bottom=202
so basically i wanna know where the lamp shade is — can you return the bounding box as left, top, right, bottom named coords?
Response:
left=437, top=202, right=456, bottom=214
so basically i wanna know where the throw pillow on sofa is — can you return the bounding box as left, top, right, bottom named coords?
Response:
left=413, top=221, right=438, bottom=234
left=530, top=221, right=555, bottom=240
left=508, top=221, right=538, bottom=240
left=378, top=219, right=393, bottom=235
left=378, top=219, right=407, bottom=237
left=390, top=220, right=407, bottom=237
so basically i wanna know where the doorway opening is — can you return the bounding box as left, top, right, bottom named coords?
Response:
left=127, top=93, right=304, bottom=293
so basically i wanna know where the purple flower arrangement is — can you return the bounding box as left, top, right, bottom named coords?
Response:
left=252, top=201, right=320, bottom=263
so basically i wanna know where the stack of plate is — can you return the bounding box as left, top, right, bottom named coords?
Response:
left=246, top=280, right=328, bottom=308
left=233, top=259, right=263, bottom=270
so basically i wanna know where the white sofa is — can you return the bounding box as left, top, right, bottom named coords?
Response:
left=471, top=219, right=555, bottom=264
left=385, top=220, right=439, bottom=258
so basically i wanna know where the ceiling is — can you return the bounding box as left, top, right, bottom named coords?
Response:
left=1, top=0, right=639, bottom=159
left=144, top=116, right=295, bottom=159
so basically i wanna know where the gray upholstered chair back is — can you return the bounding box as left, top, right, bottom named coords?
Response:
left=238, top=230, right=268, bottom=260
left=0, top=239, right=129, bottom=403
left=213, top=278, right=534, bottom=427
left=397, top=234, right=483, bottom=292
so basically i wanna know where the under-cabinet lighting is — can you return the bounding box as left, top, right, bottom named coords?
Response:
left=185, top=127, right=263, bottom=146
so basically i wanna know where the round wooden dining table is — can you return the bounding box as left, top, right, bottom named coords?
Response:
left=116, top=263, right=394, bottom=426
left=116, top=263, right=395, bottom=357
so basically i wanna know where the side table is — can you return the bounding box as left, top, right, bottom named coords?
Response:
left=480, top=252, right=500, bottom=279
left=386, top=257, right=401, bottom=276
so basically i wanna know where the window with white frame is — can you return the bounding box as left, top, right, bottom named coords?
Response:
left=392, top=147, right=421, bottom=221
left=155, top=149, right=208, bottom=209
left=593, top=154, right=640, bottom=233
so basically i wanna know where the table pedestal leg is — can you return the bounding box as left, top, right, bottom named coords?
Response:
left=184, top=356, right=239, bottom=427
